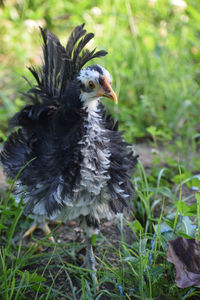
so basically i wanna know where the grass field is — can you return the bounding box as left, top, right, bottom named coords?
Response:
left=1, top=0, right=200, bottom=299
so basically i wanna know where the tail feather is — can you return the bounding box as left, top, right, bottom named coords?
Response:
left=27, top=66, right=42, bottom=87
left=24, top=24, right=107, bottom=104
left=72, top=32, right=94, bottom=67
left=65, top=23, right=86, bottom=58
left=78, top=49, right=107, bottom=71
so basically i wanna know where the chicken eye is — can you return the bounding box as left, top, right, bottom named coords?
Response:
left=88, top=81, right=95, bottom=89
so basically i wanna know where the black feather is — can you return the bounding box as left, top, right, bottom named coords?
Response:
left=17, top=24, right=107, bottom=111
left=72, top=33, right=94, bottom=66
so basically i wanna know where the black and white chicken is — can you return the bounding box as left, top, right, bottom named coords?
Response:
left=0, top=24, right=137, bottom=281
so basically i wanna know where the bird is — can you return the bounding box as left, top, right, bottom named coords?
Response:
left=0, top=24, right=138, bottom=282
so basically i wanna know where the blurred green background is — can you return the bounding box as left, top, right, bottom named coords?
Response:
left=1, top=0, right=200, bottom=170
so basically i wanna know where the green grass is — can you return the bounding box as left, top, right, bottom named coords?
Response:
left=1, top=162, right=200, bottom=299
left=1, top=0, right=200, bottom=298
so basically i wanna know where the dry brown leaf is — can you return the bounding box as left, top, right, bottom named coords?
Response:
left=167, top=237, right=200, bottom=288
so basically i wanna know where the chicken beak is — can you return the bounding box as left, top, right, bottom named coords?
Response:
left=98, top=76, right=118, bottom=104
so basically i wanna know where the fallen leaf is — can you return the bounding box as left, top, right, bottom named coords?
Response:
left=167, top=237, right=200, bottom=288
